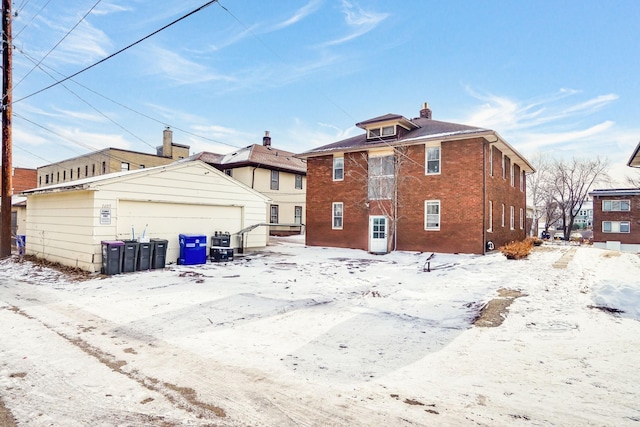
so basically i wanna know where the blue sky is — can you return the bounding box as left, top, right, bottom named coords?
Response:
left=9, top=0, right=640, bottom=184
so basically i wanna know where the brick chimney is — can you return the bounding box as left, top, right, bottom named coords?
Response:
left=420, top=102, right=432, bottom=119
left=162, top=127, right=173, bottom=158
left=263, top=131, right=271, bottom=147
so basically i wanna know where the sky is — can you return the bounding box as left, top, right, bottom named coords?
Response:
left=1, top=237, right=639, bottom=425
left=7, top=0, right=640, bottom=186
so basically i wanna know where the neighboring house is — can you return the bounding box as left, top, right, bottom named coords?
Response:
left=297, top=103, right=534, bottom=255
left=589, top=188, right=640, bottom=253
left=572, top=199, right=593, bottom=229
left=20, top=161, right=269, bottom=272
left=36, top=128, right=189, bottom=187
left=188, top=132, right=307, bottom=235
left=627, top=140, right=640, bottom=168
left=0, top=167, right=37, bottom=246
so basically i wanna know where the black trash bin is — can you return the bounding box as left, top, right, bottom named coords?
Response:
left=121, top=240, right=139, bottom=273
left=150, top=239, right=168, bottom=269
left=211, top=231, right=231, bottom=247
left=210, top=246, right=234, bottom=262
left=137, top=241, right=153, bottom=271
left=101, top=240, right=124, bottom=275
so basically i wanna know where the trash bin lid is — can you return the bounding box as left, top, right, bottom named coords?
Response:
left=101, top=240, right=125, bottom=246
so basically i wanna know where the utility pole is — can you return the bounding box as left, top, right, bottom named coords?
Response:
left=0, top=0, right=12, bottom=259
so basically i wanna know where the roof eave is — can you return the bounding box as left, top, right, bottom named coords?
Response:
left=626, top=141, right=640, bottom=168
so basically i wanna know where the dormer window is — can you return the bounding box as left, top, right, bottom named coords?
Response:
left=368, top=125, right=396, bottom=139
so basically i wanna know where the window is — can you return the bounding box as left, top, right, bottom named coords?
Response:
left=487, top=200, right=493, bottom=232
left=295, top=174, right=303, bottom=189
left=102, top=162, right=106, bottom=174
left=501, top=204, right=505, bottom=227
left=333, top=157, right=344, bottom=181
left=92, top=164, right=96, bottom=176
left=489, top=146, right=493, bottom=177
left=45, top=174, right=49, bottom=184
left=368, top=125, right=395, bottom=138
left=139, top=165, right=145, bottom=169
left=224, top=169, right=232, bottom=176
left=368, top=155, right=394, bottom=200
left=520, top=171, right=525, bottom=191
left=424, top=200, right=440, bottom=230
left=510, top=164, right=515, bottom=186
left=519, top=208, right=524, bottom=229
left=85, top=165, right=88, bottom=177
left=270, top=170, right=279, bottom=190
left=270, top=205, right=279, bottom=224
left=70, top=169, right=73, bottom=179
left=332, top=202, right=343, bottom=229
left=294, top=206, right=302, bottom=224
left=603, top=221, right=630, bottom=233
left=77, top=167, right=80, bottom=177
left=56, top=172, right=60, bottom=183
left=603, top=200, right=630, bottom=211
left=426, top=146, right=441, bottom=174
left=63, top=170, right=66, bottom=180
left=510, top=206, right=515, bottom=230
left=502, top=155, right=506, bottom=179
left=121, top=162, right=129, bottom=171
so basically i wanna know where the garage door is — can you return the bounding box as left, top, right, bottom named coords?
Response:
left=117, top=201, right=243, bottom=241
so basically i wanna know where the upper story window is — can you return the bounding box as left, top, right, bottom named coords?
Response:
left=603, top=200, right=630, bottom=211
left=368, top=155, right=394, bottom=200
left=425, top=145, right=441, bottom=175
left=85, top=165, right=89, bottom=177
left=102, top=162, right=107, bottom=174
left=92, top=164, right=96, bottom=176
left=121, top=162, right=130, bottom=172
left=520, top=171, right=525, bottom=191
left=333, top=156, right=344, bottom=181
left=502, top=155, right=507, bottom=179
left=510, top=164, right=515, bottom=186
left=270, top=170, right=279, bottom=190
left=295, top=174, right=303, bottom=189
left=224, top=169, right=232, bottom=176
left=368, top=125, right=395, bottom=139
left=489, top=146, right=493, bottom=177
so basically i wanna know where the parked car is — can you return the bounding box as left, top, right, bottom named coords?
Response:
left=553, top=232, right=565, bottom=241
left=570, top=232, right=583, bottom=242
left=540, top=230, right=551, bottom=239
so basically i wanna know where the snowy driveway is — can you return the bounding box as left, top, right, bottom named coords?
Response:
left=1, top=239, right=639, bottom=426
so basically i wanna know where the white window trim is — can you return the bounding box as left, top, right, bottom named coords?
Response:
left=489, top=145, right=493, bottom=177
left=424, top=200, right=441, bottom=231
left=501, top=204, right=505, bottom=227
left=519, top=208, right=524, bottom=229
left=487, top=200, right=493, bottom=232
left=602, top=200, right=630, bottom=212
left=520, top=171, right=525, bottom=192
left=602, top=221, right=630, bottom=233
left=332, top=202, right=343, bottom=230
left=510, top=164, right=515, bottom=186
left=502, top=155, right=506, bottom=179
left=510, top=206, right=515, bottom=230
left=333, top=156, right=344, bottom=181
left=425, top=143, right=441, bottom=175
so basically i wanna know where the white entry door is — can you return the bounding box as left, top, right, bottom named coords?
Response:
left=369, top=216, right=388, bottom=254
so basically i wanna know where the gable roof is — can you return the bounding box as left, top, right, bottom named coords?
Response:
left=188, top=144, right=307, bottom=174
left=20, top=160, right=269, bottom=201
left=299, top=115, right=534, bottom=173
left=589, top=188, right=640, bottom=197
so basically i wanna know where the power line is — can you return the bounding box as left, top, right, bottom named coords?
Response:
left=13, top=0, right=219, bottom=105
left=14, top=0, right=52, bottom=39
left=13, top=0, right=101, bottom=90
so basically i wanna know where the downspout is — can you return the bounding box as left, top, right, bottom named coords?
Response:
left=483, top=140, right=487, bottom=254
left=251, top=166, right=258, bottom=188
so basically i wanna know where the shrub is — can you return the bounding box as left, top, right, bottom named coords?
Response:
left=499, top=239, right=534, bottom=260
left=526, top=236, right=543, bottom=246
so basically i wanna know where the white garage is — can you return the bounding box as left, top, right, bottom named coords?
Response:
left=21, top=161, right=270, bottom=272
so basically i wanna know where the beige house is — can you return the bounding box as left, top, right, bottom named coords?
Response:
left=189, top=132, right=306, bottom=235
left=21, top=161, right=269, bottom=272
left=36, top=128, right=189, bottom=187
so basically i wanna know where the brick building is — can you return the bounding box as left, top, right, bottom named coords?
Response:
left=298, top=103, right=534, bottom=255
left=36, top=128, right=189, bottom=187
left=589, top=189, right=640, bottom=253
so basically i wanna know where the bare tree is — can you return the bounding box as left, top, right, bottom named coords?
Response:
left=527, top=153, right=554, bottom=236
left=549, top=157, right=609, bottom=240
left=346, top=147, right=411, bottom=252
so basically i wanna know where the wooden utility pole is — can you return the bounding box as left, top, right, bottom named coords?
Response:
left=0, top=0, right=12, bottom=258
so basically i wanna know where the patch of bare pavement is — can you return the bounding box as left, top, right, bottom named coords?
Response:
left=473, top=288, right=526, bottom=327
left=0, top=397, right=17, bottom=427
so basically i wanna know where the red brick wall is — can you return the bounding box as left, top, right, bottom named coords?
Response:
left=0, top=168, right=37, bottom=193
left=591, top=195, right=640, bottom=244
left=305, top=139, right=528, bottom=254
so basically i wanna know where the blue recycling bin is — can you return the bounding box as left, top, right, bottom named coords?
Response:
left=178, top=234, right=207, bottom=265
left=101, top=240, right=124, bottom=275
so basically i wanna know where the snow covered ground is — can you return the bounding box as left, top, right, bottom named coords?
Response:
left=0, top=237, right=639, bottom=426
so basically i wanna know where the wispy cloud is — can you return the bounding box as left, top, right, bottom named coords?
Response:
left=141, top=45, right=236, bottom=85
left=272, top=0, right=322, bottom=30
left=38, top=18, right=111, bottom=65
left=320, top=0, right=388, bottom=47
left=92, top=1, right=132, bottom=16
